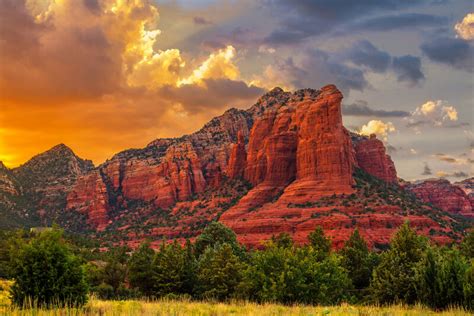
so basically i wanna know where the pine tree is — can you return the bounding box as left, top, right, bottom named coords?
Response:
left=194, top=221, right=243, bottom=257
left=308, top=226, right=331, bottom=261
left=128, top=241, right=155, bottom=296
left=271, top=232, right=294, bottom=248
left=340, top=228, right=372, bottom=290
left=152, top=241, right=188, bottom=297
left=195, top=243, right=243, bottom=300
left=370, top=222, right=427, bottom=304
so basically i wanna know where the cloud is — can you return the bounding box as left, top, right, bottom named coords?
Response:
left=391, top=55, right=425, bottom=86
left=344, top=40, right=424, bottom=85
left=359, top=120, right=396, bottom=141
left=454, top=13, right=474, bottom=40
left=193, top=16, right=213, bottom=25
left=351, top=13, right=446, bottom=32
left=346, top=40, right=391, bottom=73
left=342, top=100, right=410, bottom=117
left=433, top=153, right=472, bottom=165
left=436, top=171, right=469, bottom=178
left=422, top=163, right=432, bottom=175
left=421, top=36, right=474, bottom=72
left=263, top=0, right=425, bottom=45
left=178, top=46, right=239, bottom=86
left=406, top=100, right=463, bottom=131
left=251, top=49, right=368, bottom=94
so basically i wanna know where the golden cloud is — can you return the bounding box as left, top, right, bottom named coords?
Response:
left=360, top=120, right=396, bottom=141
left=0, top=0, right=263, bottom=167
left=455, top=13, right=474, bottom=41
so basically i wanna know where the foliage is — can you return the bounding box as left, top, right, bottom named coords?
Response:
left=371, top=222, right=427, bottom=305
left=340, top=228, right=372, bottom=290
left=193, top=222, right=243, bottom=258
left=195, top=244, right=243, bottom=300
left=128, top=241, right=155, bottom=296
left=308, top=226, right=331, bottom=261
left=9, top=229, right=88, bottom=307
left=460, top=230, right=473, bottom=259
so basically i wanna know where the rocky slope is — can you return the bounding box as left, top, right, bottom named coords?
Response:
left=406, top=178, right=473, bottom=217
left=0, top=85, right=471, bottom=248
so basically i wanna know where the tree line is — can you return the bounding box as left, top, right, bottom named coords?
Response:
left=1, top=222, right=473, bottom=310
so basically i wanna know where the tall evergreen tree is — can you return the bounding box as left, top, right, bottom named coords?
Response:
left=195, top=243, right=243, bottom=300
left=371, top=222, right=427, bottom=304
left=308, top=226, right=331, bottom=261
left=460, top=230, right=474, bottom=259
left=340, top=228, right=372, bottom=290
left=128, top=241, right=155, bottom=296
left=152, top=241, right=190, bottom=296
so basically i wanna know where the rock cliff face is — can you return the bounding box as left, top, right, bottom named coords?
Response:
left=407, top=179, right=473, bottom=217
left=2, top=85, right=470, bottom=248
left=354, top=134, right=397, bottom=183
left=12, top=144, right=94, bottom=224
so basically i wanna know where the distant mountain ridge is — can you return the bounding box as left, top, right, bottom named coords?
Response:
left=0, top=85, right=472, bottom=248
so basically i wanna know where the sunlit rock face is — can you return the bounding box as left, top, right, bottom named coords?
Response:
left=3, top=85, right=467, bottom=248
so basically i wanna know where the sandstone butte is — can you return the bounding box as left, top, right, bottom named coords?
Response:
left=1, top=85, right=471, bottom=249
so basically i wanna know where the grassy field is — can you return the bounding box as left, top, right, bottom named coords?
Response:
left=0, top=298, right=471, bottom=316
left=0, top=280, right=470, bottom=315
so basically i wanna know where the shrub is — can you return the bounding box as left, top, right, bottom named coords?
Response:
left=10, top=229, right=88, bottom=307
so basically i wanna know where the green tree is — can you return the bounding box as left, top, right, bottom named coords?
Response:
left=460, top=230, right=474, bottom=259
left=271, top=232, right=294, bottom=248
left=463, top=261, right=474, bottom=311
left=371, top=222, right=427, bottom=304
left=10, top=229, right=88, bottom=307
left=128, top=241, right=155, bottom=296
left=416, top=247, right=468, bottom=309
left=195, top=243, right=243, bottom=300
left=194, top=222, right=243, bottom=257
left=340, top=228, right=372, bottom=290
left=308, top=226, right=331, bottom=261
left=152, top=241, right=192, bottom=297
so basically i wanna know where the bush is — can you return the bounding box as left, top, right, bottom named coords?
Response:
left=10, top=229, right=88, bottom=307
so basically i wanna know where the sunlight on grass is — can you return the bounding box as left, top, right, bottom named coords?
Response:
left=0, top=297, right=470, bottom=316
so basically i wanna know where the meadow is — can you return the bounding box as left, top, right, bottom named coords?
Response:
left=0, top=298, right=471, bottom=316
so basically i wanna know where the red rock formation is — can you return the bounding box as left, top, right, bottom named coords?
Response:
left=407, top=179, right=473, bottom=217
left=355, top=134, right=397, bottom=183
left=66, top=170, right=110, bottom=230
left=227, top=131, right=247, bottom=179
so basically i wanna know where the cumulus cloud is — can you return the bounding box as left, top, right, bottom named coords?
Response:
left=359, top=120, right=396, bottom=141
left=454, top=13, right=474, bottom=40
left=407, top=100, right=459, bottom=130
left=342, top=100, right=410, bottom=117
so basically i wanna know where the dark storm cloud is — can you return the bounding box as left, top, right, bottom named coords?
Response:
left=343, top=100, right=410, bottom=117
left=159, top=79, right=265, bottom=113
left=346, top=40, right=391, bottom=73
left=391, top=55, right=425, bottom=85
left=343, top=40, right=425, bottom=85
left=264, top=0, right=425, bottom=45
left=421, top=37, right=474, bottom=72
left=451, top=171, right=469, bottom=178
left=422, top=163, right=433, bottom=175
left=351, top=13, right=446, bottom=32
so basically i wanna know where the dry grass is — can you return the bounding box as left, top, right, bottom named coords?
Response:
left=0, top=281, right=470, bottom=315
left=0, top=298, right=470, bottom=316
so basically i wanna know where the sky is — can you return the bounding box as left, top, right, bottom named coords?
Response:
left=0, top=0, right=472, bottom=182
